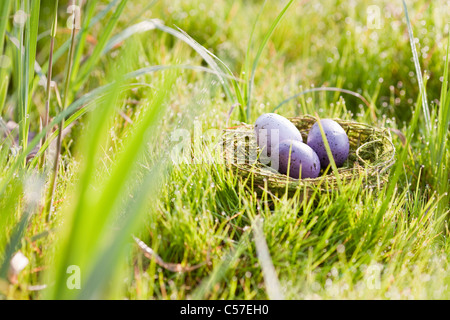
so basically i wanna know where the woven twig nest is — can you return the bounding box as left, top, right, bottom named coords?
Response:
left=223, top=115, right=395, bottom=197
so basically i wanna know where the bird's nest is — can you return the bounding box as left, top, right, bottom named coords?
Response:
left=222, top=115, right=395, bottom=197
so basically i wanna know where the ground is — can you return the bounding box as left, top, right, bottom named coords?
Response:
left=0, top=0, right=449, bottom=299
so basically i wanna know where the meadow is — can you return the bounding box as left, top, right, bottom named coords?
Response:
left=0, top=0, right=449, bottom=300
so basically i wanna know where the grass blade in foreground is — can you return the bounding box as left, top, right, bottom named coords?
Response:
left=253, top=217, right=284, bottom=300
left=40, top=0, right=58, bottom=168
left=0, top=0, right=12, bottom=115
left=45, top=65, right=177, bottom=299
left=74, top=0, right=128, bottom=92
left=435, top=34, right=450, bottom=215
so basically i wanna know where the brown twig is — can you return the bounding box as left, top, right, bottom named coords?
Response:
left=133, top=236, right=207, bottom=273
left=226, top=103, right=240, bottom=128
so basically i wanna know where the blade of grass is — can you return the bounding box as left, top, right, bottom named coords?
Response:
left=0, top=171, right=43, bottom=280
left=402, top=0, right=431, bottom=133
left=78, top=162, right=166, bottom=299
left=39, top=0, right=58, bottom=169
left=46, top=67, right=177, bottom=299
left=272, top=87, right=372, bottom=113
left=28, top=64, right=239, bottom=169
left=0, top=0, right=11, bottom=114
left=44, top=70, right=125, bottom=299
left=40, top=0, right=121, bottom=76
left=101, top=20, right=159, bottom=54
left=73, top=0, right=128, bottom=92
left=170, top=25, right=235, bottom=103
left=240, top=0, right=267, bottom=122
left=190, top=36, right=246, bottom=121
left=246, top=0, right=295, bottom=121
left=128, top=20, right=239, bottom=112
left=19, top=0, right=40, bottom=157
left=128, top=0, right=158, bottom=25
left=106, top=19, right=245, bottom=120
left=0, top=152, right=21, bottom=261
left=25, top=0, right=39, bottom=98
left=436, top=34, right=450, bottom=171
left=1, top=64, right=235, bottom=200
left=191, top=230, right=250, bottom=299
left=6, top=30, right=51, bottom=88
left=242, top=0, right=266, bottom=97
left=0, top=74, right=9, bottom=115
left=44, top=7, right=77, bottom=220
left=435, top=33, right=450, bottom=215
left=70, top=0, right=98, bottom=82
left=0, top=208, right=31, bottom=279
left=12, top=0, right=39, bottom=166
left=15, top=0, right=26, bottom=164
left=0, top=0, right=12, bottom=56
left=376, top=92, right=423, bottom=221
left=439, top=31, right=449, bottom=112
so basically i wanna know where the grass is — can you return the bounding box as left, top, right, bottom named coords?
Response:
left=0, top=0, right=449, bottom=300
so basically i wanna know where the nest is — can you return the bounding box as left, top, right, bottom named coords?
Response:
left=222, top=115, right=395, bottom=197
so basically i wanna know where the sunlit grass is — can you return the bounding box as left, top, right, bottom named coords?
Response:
left=0, top=0, right=448, bottom=300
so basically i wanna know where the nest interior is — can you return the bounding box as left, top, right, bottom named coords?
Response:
left=222, top=115, right=395, bottom=196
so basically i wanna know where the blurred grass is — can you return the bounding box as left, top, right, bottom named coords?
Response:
left=0, top=0, right=449, bottom=300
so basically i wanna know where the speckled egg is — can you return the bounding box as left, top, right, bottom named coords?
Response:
left=307, top=119, right=349, bottom=168
left=276, top=140, right=321, bottom=179
left=254, top=113, right=302, bottom=156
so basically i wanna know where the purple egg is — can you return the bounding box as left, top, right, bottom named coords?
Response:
left=254, top=113, right=302, bottom=156
left=274, top=140, right=321, bottom=179
left=306, top=119, right=349, bottom=168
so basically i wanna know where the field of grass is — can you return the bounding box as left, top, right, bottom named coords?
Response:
left=0, top=0, right=449, bottom=300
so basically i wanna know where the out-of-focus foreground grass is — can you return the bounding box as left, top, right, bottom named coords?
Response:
left=0, top=0, right=449, bottom=299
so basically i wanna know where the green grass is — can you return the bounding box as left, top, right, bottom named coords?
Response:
left=0, top=0, right=449, bottom=300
